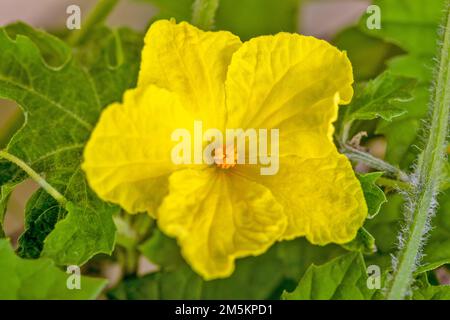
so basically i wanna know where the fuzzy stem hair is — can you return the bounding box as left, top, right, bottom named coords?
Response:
left=385, top=2, right=450, bottom=300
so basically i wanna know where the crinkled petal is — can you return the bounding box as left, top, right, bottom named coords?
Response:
left=158, top=168, right=286, bottom=280
left=225, top=33, right=353, bottom=153
left=236, top=149, right=367, bottom=244
left=82, top=85, right=198, bottom=215
left=139, top=19, right=242, bottom=130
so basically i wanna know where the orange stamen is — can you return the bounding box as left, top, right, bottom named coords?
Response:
left=214, top=145, right=237, bottom=169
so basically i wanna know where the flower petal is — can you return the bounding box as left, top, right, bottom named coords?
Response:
left=225, top=33, right=353, bottom=145
left=82, top=85, right=197, bottom=215
left=236, top=150, right=367, bottom=244
left=139, top=19, right=242, bottom=129
left=158, top=168, right=286, bottom=280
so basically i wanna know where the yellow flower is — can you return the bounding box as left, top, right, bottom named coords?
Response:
left=82, top=20, right=367, bottom=280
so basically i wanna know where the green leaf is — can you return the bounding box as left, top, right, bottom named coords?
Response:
left=140, top=0, right=299, bottom=40
left=0, top=161, right=21, bottom=236
left=74, top=27, right=143, bottom=106
left=0, top=24, right=142, bottom=264
left=341, top=227, right=376, bottom=254
left=332, top=27, right=401, bottom=81
left=0, top=239, right=106, bottom=299
left=387, top=55, right=435, bottom=82
left=409, top=273, right=450, bottom=300
left=139, top=0, right=195, bottom=22
left=282, top=252, right=379, bottom=300
left=108, top=264, right=202, bottom=300
left=360, top=0, right=444, bottom=56
left=365, top=186, right=450, bottom=275
left=114, top=246, right=284, bottom=299
left=119, top=228, right=345, bottom=299
left=138, top=229, right=185, bottom=271
left=137, top=229, right=284, bottom=299
left=17, top=189, right=60, bottom=259
left=374, top=78, right=430, bottom=167
left=413, top=285, right=450, bottom=300
left=358, top=172, right=387, bottom=219
left=42, top=201, right=118, bottom=265
left=201, top=251, right=285, bottom=299
left=358, top=0, right=446, bottom=168
left=192, top=0, right=220, bottom=30
left=364, top=193, right=403, bottom=271
left=273, top=237, right=345, bottom=283
left=342, top=71, right=414, bottom=129
left=4, top=23, right=71, bottom=68
left=215, top=0, right=299, bottom=40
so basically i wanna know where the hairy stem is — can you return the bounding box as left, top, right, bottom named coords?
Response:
left=68, top=0, right=120, bottom=46
left=385, top=4, right=450, bottom=300
left=342, top=144, right=410, bottom=182
left=191, top=0, right=220, bottom=30
left=0, top=150, right=67, bottom=205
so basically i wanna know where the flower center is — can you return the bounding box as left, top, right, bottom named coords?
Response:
left=213, top=145, right=237, bottom=169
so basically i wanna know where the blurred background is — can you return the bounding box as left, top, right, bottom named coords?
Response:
left=0, top=0, right=369, bottom=37
left=0, top=0, right=370, bottom=245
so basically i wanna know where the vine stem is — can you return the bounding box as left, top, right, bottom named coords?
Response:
left=67, top=0, right=120, bottom=46
left=0, top=150, right=67, bottom=205
left=385, top=4, right=450, bottom=300
left=376, top=177, right=412, bottom=191
left=191, top=0, right=220, bottom=30
left=342, top=144, right=410, bottom=182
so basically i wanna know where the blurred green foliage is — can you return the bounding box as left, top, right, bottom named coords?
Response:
left=141, top=0, right=299, bottom=39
